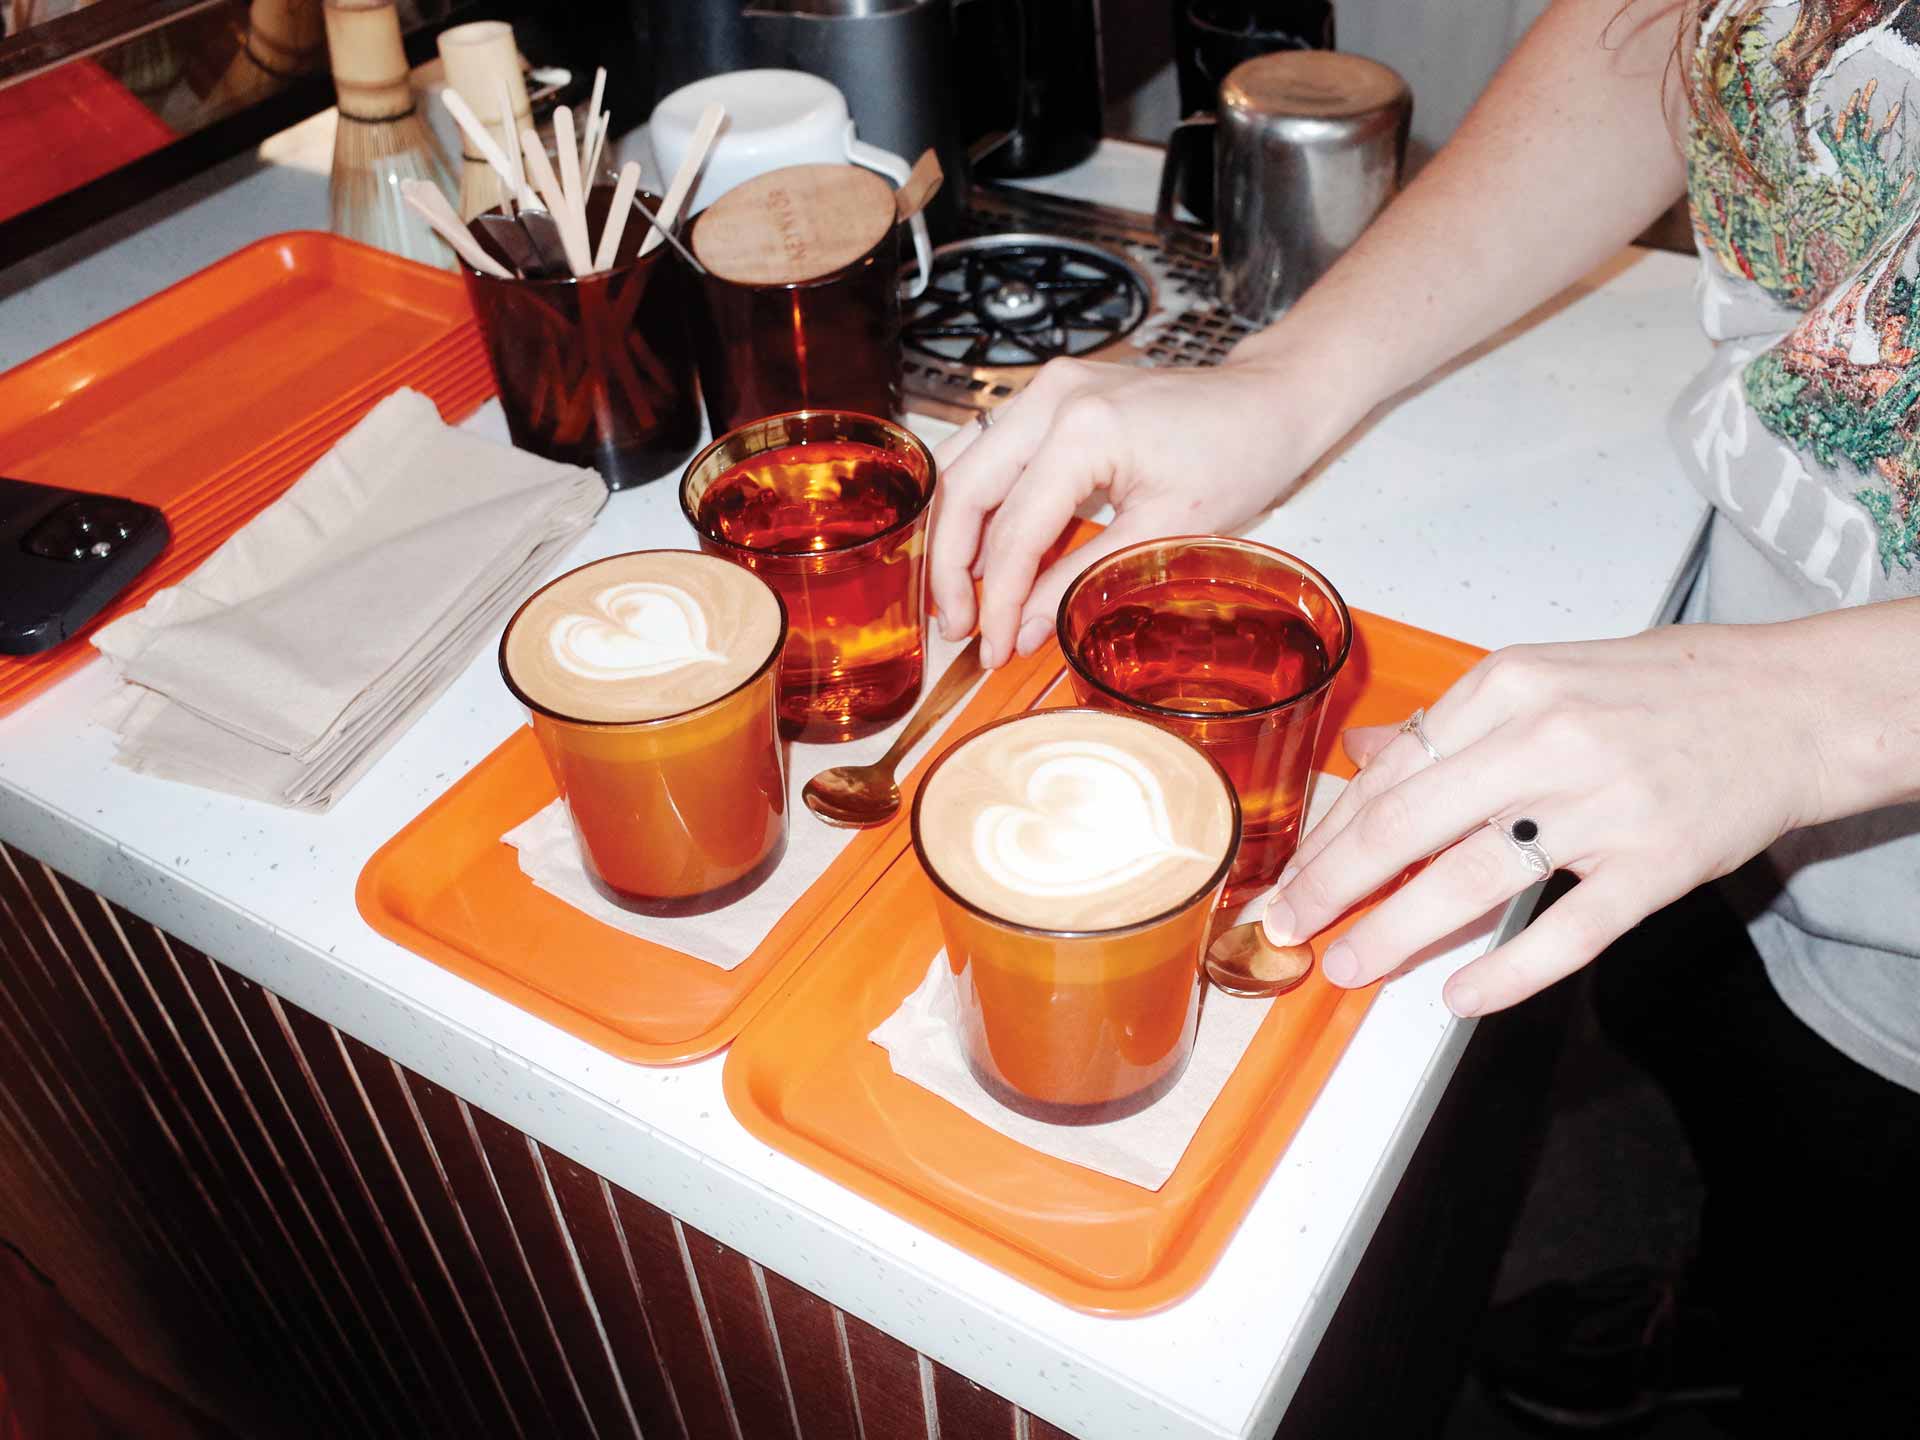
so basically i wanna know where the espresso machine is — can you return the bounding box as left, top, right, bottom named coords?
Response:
left=637, top=0, right=1104, bottom=239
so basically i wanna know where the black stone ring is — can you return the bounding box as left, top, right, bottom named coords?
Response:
left=1488, top=816, right=1553, bottom=878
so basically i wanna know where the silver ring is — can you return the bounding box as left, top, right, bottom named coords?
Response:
left=1489, top=817, right=1553, bottom=879
left=1400, top=707, right=1444, bottom=765
left=976, top=406, right=997, bottom=431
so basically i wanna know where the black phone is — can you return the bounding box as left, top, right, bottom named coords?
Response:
left=0, top=475, right=170, bottom=656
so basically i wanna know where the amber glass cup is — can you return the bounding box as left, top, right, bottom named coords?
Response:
left=498, top=558, right=789, bottom=916
left=680, top=410, right=934, bottom=743
left=691, top=225, right=901, bottom=434
left=911, top=710, right=1241, bottom=1124
left=1058, top=537, right=1353, bottom=906
left=463, top=186, right=702, bottom=491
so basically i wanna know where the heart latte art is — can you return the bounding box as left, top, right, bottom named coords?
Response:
left=502, top=552, right=783, bottom=723
left=972, top=741, right=1215, bottom=899
left=548, top=582, right=725, bottom=681
left=917, top=710, right=1236, bottom=931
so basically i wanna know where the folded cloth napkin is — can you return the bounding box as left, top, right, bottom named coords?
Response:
left=92, top=389, right=604, bottom=811
left=868, top=775, right=1348, bottom=1191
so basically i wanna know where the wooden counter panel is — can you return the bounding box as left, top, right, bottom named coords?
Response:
left=761, top=1266, right=862, bottom=1440
left=0, top=840, right=1096, bottom=1440
left=841, top=1310, right=931, bottom=1440
left=541, top=1145, right=689, bottom=1435
left=344, top=1048, right=575, bottom=1438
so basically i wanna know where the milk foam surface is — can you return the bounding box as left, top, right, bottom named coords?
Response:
left=917, top=710, right=1235, bottom=930
left=503, top=552, right=782, bottom=722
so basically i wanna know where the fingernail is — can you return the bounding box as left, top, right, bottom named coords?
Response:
left=938, top=617, right=957, bottom=642
left=1322, top=941, right=1358, bottom=987
left=1446, top=981, right=1483, bottom=1018
left=980, top=638, right=1002, bottom=670
left=1015, top=615, right=1049, bottom=655
left=1262, top=895, right=1297, bottom=946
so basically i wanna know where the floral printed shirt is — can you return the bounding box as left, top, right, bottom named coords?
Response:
left=1677, top=0, right=1920, bottom=1090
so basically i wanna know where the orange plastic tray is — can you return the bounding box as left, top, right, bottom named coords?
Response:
left=0, top=231, right=494, bottom=718
left=722, top=610, right=1486, bottom=1315
left=355, top=613, right=1079, bottom=1065
left=0, top=60, right=176, bottom=224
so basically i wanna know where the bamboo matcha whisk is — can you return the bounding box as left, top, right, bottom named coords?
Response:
left=323, top=0, right=454, bottom=270
left=206, top=0, right=327, bottom=113
left=436, top=20, right=532, bottom=222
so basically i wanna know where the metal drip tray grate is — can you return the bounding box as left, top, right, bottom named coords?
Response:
left=905, top=235, right=1151, bottom=368
left=902, top=183, right=1260, bottom=421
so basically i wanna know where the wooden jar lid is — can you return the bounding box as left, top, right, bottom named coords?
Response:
left=692, top=165, right=896, bottom=286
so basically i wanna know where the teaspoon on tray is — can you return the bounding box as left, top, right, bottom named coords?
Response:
left=1204, top=920, right=1315, bottom=997
left=808, top=637, right=1320, bottom=1000
left=803, top=637, right=984, bottom=828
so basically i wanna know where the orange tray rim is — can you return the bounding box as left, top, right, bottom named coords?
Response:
left=719, top=610, right=1489, bottom=1315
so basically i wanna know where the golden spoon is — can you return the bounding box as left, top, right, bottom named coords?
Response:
left=803, top=637, right=985, bottom=828
left=1204, top=920, right=1315, bottom=997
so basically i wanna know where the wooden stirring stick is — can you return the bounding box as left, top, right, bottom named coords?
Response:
left=581, top=66, right=606, bottom=174
left=496, top=75, right=525, bottom=205
left=553, top=103, right=586, bottom=232
left=593, top=161, right=643, bottom=272
left=584, top=111, right=610, bottom=189
left=401, top=180, right=513, bottom=277
left=627, top=191, right=704, bottom=272
left=640, top=102, right=723, bottom=258
left=440, top=88, right=537, bottom=211
left=520, top=128, right=593, bottom=276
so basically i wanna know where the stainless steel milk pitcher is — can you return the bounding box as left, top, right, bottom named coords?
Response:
left=1157, top=50, right=1411, bottom=324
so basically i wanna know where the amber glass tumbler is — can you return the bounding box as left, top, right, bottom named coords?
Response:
left=690, top=225, right=902, bottom=434
left=910, top=710, right=1241, bottom=1124
left=1058, top=536, right=1352, bottom=905
left=680, top=410, right=934, bottom=743
left=463, top=186, right=702, bottom=490
left=498, top=561, right=789, bottom=916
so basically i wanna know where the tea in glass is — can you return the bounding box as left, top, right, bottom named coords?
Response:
left=1058, top=537, right=1352, bottom=905
left=681, top=410, right=934, bottom=743
left=499, top=551, right=788, bottom=914
left=911, top=708, right=1240, bottom=1122
left=689, top=164, right=904, bottom=433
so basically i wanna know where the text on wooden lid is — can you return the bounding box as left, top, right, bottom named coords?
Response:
left=692, top=165, right=897, bottom=287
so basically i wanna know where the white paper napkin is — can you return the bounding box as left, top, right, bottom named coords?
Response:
left=92, top=389, right=605, bottom=811
left=502, top=625, right=981, bottom=968
left=868, top=775, right=1348, bottom=1191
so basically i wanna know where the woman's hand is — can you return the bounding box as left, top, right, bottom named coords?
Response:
left=928, top=354, right=1354, bottom=668
left=1262, top=624, right=1831, bottom=1017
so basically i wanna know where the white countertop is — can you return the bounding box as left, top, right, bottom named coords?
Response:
left=0, top=121, right=1712, bottom=1440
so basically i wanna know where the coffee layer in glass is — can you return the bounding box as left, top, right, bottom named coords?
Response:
left=911, top=708, right=1239, bottom=1123
left=500, top=551, right=788, bottom=914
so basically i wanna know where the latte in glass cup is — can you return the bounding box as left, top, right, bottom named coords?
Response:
left=912, top=708, right=1240, bottom=1122
left=500, top=550, right=789, bottom=916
